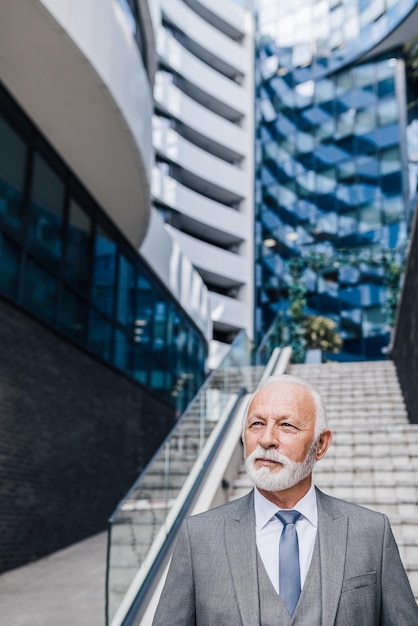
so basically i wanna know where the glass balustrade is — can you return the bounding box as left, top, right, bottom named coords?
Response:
left=106, top=328, right=282, bottom=625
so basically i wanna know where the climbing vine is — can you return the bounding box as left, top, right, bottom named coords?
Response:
left=286, top=249, right=403, bottom=363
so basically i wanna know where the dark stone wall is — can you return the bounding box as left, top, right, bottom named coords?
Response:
left=392, top=213, right=418, bottom=425
left=0, top=297, right=175, bottom=572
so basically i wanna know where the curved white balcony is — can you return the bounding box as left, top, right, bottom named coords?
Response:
left=154, top=76, right=245, bottom=162
left=158, top=29, right=247, bottom=121
left=140, top=211, right=212, bottom=340
left=160, top=0, right=247, bottom=79
left=0, top=0, right=154, bottom=247
left=152, top=170, right=247, bottom=245
left=210, top=291, right=251, bottom=333
left=183, top=0, right=247, bottom=40
left=166, top=226, right=248, bottom=288
left=153, top=124, right=245, bottom=204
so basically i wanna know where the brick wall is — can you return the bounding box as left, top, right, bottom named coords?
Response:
left=0, top=297, right=175, bottom=572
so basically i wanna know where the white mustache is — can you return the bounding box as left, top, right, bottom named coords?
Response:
left=248, top=446, right=291, bottom=465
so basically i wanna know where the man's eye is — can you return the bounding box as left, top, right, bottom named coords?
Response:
left=281, top=422, right=296, bottom=429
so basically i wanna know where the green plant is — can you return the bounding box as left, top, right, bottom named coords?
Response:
left=288, top=257, right=307, bottom=363
left=303, top=315, right=343, bottom=353
left=284, top=247, right=403, bottom=363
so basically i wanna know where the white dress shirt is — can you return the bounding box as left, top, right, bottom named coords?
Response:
left=254, top=484, right=318, bottom=594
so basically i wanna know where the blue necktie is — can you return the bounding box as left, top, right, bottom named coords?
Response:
left=275, top=510, right=302, bottom=615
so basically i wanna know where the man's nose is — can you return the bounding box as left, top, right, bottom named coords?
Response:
left=258, top=424, right=278, bottom=448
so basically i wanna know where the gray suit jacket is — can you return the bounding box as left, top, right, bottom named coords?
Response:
left=153, top=488, right=418, bottom=625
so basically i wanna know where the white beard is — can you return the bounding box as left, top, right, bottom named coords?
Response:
left=244, top=442, right=317, bottom=492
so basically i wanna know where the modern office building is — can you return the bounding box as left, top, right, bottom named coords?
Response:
left=5, top=0, right=417, bottom=575
left=145, top=0, right=256, bottom=368
left=255, top=0, right=418, bottom=359
left=0, top=0, right=210, bottom=571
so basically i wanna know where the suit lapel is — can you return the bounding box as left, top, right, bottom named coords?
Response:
left=316, top=488, right=348, bottom=626
left=224, top=491, right=260, bottom=626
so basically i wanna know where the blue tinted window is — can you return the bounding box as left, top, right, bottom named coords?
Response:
left=153, top=298, right=167, bottom=350
left=28, top=155, right=64, bottom=264
left=0, top=84, right=207, bottom=409
left=23, top=259, right=58, bottom=323
left=135, top=270, right=154, bottom=346
left=0, top=232, right=19, bottom=298
left=132, top=344, right=149, bottom=385
left=60, top=288, right=88, bottom=342
left=65, top=200, right=92, bottom=295
left=382, top=171, right=402, bottom=194
left=113, top=328, right=130, bottom=370
left=89, top=309, right=112, bottom=360
left=377, top=77, right=395, bottom=97
left=92, top=225, right=116, bottom=317
left=0, top=115, right=26, bottom=234
left=382, top=195, right=403, bottom=224
left=150, top=361, right=168, bottom=394
left=117, top=253, right=135, bottom=327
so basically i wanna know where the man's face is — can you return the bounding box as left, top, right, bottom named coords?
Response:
left=243, top=382, right=318, bottom=493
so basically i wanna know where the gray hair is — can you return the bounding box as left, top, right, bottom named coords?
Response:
left=242, top=373, right=328, bottom=440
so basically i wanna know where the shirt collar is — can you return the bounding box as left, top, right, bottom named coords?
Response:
left=254, top=483, right=318, bottom=530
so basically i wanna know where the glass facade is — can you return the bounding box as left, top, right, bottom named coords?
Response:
left=0, top=84, right=207, bottom=411
left=255, top=0, right=418, bottom=359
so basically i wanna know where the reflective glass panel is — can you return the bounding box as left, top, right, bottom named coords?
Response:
left=358, top=203, right=382, bottom=233
left=382, top=196, right=403, bottom=224
left=315, top=79, right=334, bottom=104
left=355, top=108, right=376, bottom=134
left=336, top=110, right=355, bottom=138
left=382, top=171, right=401, bottom=194
left=117, top=253, right=135, bottom=327
left=362, top=306, right=385, bottom=337
left=113, top=328, right=130, bottom=370
left=23, top=258, right=58, bottom=323
left=0, top=115, right=26, bottom=233
left=378, top=98, right=398, bottom=126
left=0, top=232, right=19, bottom=298
left=60, top=287, right=88, bottom=342
left=89, top=309, right=112, bottom=360
left=132, top=344, right=149, bottom=385
left=357, top=155, right=379, bottom=180
left=28, top=155, right=64, bottom=263
left=150, top=361, right=168, bottom=394
left=135, top=270, right=154, bottom=347
left=377, top=76, right=395, bottom=98
left=380, top=147, right=400, bottom=174
left=153, top=298, right=167, bottom=351
left=92, top=224, right=117, bottom=317
left=351, top=63, right=374, bottom=88
left=65, top=199, right=92, bottom=295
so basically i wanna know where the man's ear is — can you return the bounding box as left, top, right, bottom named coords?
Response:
left=315, top=429, right=333, bottom=461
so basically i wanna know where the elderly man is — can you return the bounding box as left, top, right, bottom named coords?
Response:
left=153, top=374, right=418, bottom=625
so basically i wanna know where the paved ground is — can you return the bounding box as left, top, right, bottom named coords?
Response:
left=0, top=532, right=107, bottom=626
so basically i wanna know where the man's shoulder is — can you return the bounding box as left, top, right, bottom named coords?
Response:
left=186, top=490, right=254, bottom=527
left=316, top=487, right=388, bottom=523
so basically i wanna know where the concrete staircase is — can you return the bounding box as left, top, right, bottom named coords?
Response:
left=230, top=359, right=418, bottom=601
